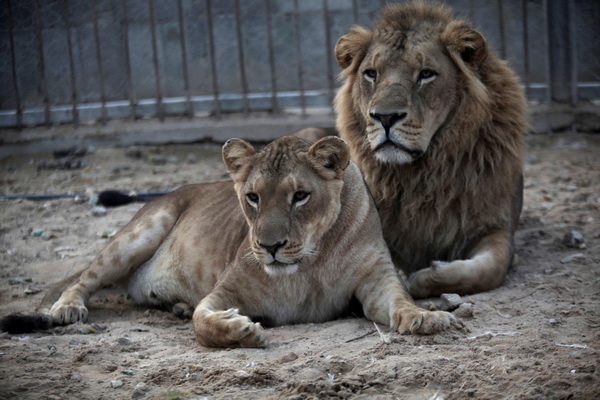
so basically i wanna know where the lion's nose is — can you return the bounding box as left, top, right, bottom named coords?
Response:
left=370, top=112, right=407, bottom=133
left=259, top=240, right=287, bottom=257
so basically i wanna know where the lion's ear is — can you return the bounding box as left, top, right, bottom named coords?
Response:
left=308, top=136, right=350, bottom=180
left=222, top=138, right=256, bottom=180
left=441, top=21, right=487, bottom=70
left=335, top=26, right=372, bottom=70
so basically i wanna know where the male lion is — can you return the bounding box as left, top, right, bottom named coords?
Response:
left=333, top=2, right=527, bottom=298
left=1, top=136, right=458, bottom=347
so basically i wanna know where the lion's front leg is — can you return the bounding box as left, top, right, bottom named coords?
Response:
left=355, top=264, right=458, bottom=335
left=193, top=293, right=266, bottom=348
left=409, top=228, right=514, bottom=298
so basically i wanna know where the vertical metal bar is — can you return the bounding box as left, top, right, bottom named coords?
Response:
left=176, top=0, right=192, bottom=118
left=468, top=0, right=476, bottom=24
left=496, top=0, right=506, bottom=59
left=567, top=0, right=578, bottom=107
left=33, top=0, right=51, bottom=127
left=293, top=0, right=306, bottom=117
left=63, top=0, right=79, bottom=127
left=205, top=0, right=221, bottom=118
left=521, top=0, right=530, bottom=100
left=92, top=0, right=107, bottom=125
left=147, top=0, right=164, bottom=121
left=264, top=0, right=279, bottom=113
left=322, top=0, right=334, bottom=113
left=119, top=0, right=136, bottom=120
left=546, top=0, right=574, bottom=105
left=542, top=0, right=552, bottom=107
left=234, top=0, right=249, bottom=115
left=6, top=0, right=22, bottom=129
left=351, top=0, right=359, bottom=25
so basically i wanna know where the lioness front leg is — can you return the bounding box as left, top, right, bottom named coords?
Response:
left=193, top=293, right=266, bottom=348
left=48, top=201, right=180, bottom=325
left=356, top=264, right=458, bottom=335
left=409, top=228, right=514, bottom=298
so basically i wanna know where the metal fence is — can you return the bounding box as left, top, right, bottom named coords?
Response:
left=1, top=0, right=599, bottom=129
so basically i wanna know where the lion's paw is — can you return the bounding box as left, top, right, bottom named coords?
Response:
left=408, top=260, right=468, bottom=298
left=49, top=301, right=89, bottom=325
left=198, top=308, right=266, bottom=348
left=393, top=308, right=462, bottom=335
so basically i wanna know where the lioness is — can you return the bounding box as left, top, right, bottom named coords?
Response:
left=1, top=136, right=458, bottom=347
left=334, top=2, right=527, bottom=298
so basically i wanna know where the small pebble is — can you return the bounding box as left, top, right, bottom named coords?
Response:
left=78, top=325, right=98, bottom=334
left=42, top=231, right=58, bottom=240
left=122, top=369, right=135, bottom=375
left=117, top=337, right=132, bottom=346
left=560, top=253, right=585, bottom=264
left=8, top=278, right=30, bottom=285
left=111, top=380, right=124, bottom=388
left=548, top=318, right=559, bottom=325
left=91, top=206, right=108, bottom=217
left=98, top=229, right=117, bottom=239
left=132, top=382, right=149, bottom=398
left=453, top=303, right=474, bottom=319
left=440, top=293, right=464, bottom=311
left=31, top=229, right=44, bottom=237
left=562, top=230, right=586, bottom=249
left=235, top=370, right=251, bottom=378
left=24, top=286, right=42, bottom=295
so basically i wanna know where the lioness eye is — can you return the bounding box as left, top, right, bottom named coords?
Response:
left=417, top=69, right=436, bottom=83
left=292, top=191, right=310, bottom=206
left=363, top=69, right=377, bottom=82
left=246, top=193, right=259, bottom=207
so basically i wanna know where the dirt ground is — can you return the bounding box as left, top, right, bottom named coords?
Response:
left=0, top=132, right=598, bottom=399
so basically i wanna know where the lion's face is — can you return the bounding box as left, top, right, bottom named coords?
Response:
left=222, top=136, right=349, bottom=276
left=354, top=39, right=458, bottom=165
left=335, top=4, right=488, bottom=165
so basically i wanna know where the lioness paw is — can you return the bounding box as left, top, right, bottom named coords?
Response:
left=393, top=308, right=457, bottom=335
left=197, top=308, right=267, bottom=348
left=49, top=302, right=89, bottom=325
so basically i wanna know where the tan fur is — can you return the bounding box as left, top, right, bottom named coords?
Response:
left=35, top=136, right=459, bottom=348
left=334, top=2, right=527, bottom=298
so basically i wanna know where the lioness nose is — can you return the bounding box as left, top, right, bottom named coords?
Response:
left=370, top=112, right=407, bottom=132
left=259, top=240, right=287, bottom=257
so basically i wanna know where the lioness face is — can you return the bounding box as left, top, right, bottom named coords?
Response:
left=222, top=137, right=349, bottom=276
left=356, top=37, right=458, bottom=165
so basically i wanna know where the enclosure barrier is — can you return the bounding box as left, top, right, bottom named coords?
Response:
left=0, top=0, right=598, bottom=129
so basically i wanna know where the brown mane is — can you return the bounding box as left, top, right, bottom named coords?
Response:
left=335, top=2, right=527, bottom=272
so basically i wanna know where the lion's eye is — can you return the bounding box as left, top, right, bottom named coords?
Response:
left=246, top=193, right=259, bottom=207
left=363, top=69, right=377, bottom=82
left=292, top=191, right=310, bottom=206
left=417, top=69, right=437, bottom=83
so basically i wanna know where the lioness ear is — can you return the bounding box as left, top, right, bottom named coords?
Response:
left=335, top=26, right=372, bottom=70
left=222, top=138, right=256, bottom=179
left=441, top=21, right=487, bottom=70
left=308, top=136, right=350, bottom=180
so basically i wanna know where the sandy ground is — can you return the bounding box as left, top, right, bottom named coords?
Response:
left=0, top=132, right=598, bottom=400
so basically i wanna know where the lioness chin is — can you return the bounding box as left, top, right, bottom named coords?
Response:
left=1, top=136, right=459, bottom=347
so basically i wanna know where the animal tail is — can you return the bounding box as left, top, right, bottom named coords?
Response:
left=0, top=270, right=84, bottom=334
left=0, top=314, right=53, bottom=334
